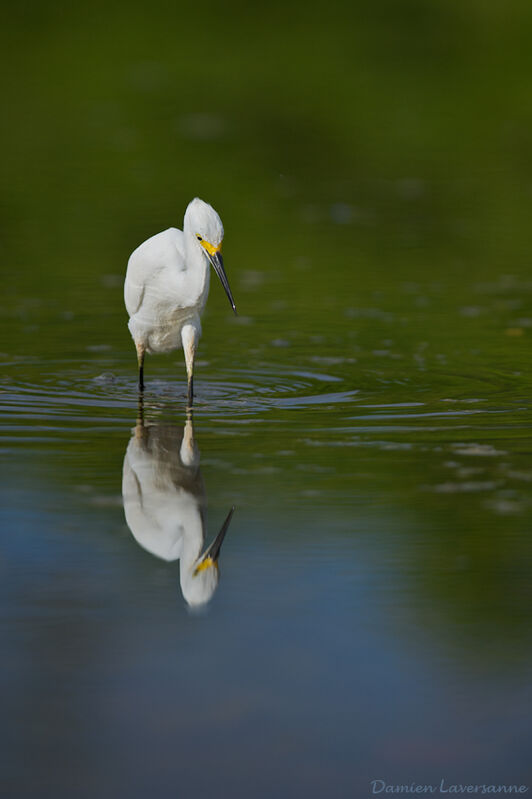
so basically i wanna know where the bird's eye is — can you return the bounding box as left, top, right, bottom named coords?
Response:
left=196, top=234, right=203, bottom=241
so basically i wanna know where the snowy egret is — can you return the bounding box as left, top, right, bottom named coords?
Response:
left=124, top=198, right=237, bottom=403
left=122, top=411, right=234, bottom=607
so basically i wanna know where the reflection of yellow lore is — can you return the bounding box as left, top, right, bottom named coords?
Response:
left=122, top=412, right=234, bottom=607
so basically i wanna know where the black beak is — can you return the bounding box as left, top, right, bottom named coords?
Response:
left=208, top=251, right=237, bottom=315
left=204, top=506, right=235, bottom=562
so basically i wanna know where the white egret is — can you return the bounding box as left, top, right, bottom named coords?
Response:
left=122, top=411, right=234, bottom=607
left=124, top=198, right=237, bottom=403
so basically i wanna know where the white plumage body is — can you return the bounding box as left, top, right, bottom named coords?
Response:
left=122, top=421, right=204, bottom=563
left=124, top=198, right=236, bottom=402
left=122, top=418, right=227, bottom=607
left=125, top=227, right=209, bottom=354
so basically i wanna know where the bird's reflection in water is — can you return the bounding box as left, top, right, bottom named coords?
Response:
left=122, top=404, right=234, bottom=608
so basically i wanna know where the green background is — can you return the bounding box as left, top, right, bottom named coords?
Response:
left=1, top=2, right=532, bottom=796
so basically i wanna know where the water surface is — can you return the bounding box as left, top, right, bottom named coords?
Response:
left=1, top=2, right=532, bottom=797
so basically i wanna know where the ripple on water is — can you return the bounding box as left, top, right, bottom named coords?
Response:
left=2, top=359, right=532, bottom=453
left=0, top=361, right=360, bottom=440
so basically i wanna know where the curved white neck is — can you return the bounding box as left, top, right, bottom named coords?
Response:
left=182, top=227, right=210, bottom=302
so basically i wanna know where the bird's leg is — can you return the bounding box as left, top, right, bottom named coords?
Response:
left=135, top=393, right=145, bottom=440
left=181, top=324, right=197, bottom=408
left=136, top=341, right=146, bottom=392
left=180, top=411, right=199, bottom=468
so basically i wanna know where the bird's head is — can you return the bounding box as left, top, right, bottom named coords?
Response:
left=181, top=506, right=235, bottom=609
left=184, top=198, right=237, bottom=315
left=183, top=555, right=220, bottom=609
left=185, top=197, right=224, bottom=248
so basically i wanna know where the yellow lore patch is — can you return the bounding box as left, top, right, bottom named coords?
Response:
left=194, top=557, right=217, bottom=575
left=201, top=240, right=221, bottom=257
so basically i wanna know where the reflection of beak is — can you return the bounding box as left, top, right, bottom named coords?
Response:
left=207, top=251, right=237, bottom=315
left=193, top=506, right=235, bottom=575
